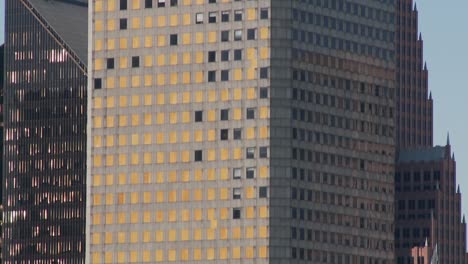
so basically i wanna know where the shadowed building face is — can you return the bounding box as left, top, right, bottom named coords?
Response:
left=3, top=0, right=87, bottom=263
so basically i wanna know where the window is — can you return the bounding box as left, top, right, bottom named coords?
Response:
left=247, top=28, right=257, bottom=40
left=246, top=108, right=255, bottom=119
left=246, top=148, right=255, bottom=159
left=194, top=111, right=203, bottom=122
left=208, top=51, right=216, bottom=62
left=170, top=34, right=178, bottom=45
left=246, top=167, right=255, bottom=179
left=107, top=58, right=115, bottom=69
left=220, top=109, right=229, bottom=121
left=94, top=78, right=102, bottom=89
left=234, top=30, right=242, bottom=41
left=119, top=18, right=128, bottom=30
left=233, top=208, right=241, bottom=219
left=221, top=11, right=230, bottom=22
left=233, top=129, right=242, bottom=140
left=145, top=0, right=152, bottom=8
left=221, top=70, right=229, bottom=81
left=259, top=187, right=268, bottom=198
left=209, top=0, right=216, bottom=3
left=208, top=71, right=216, bottom=82
left=233, top=168, right=242, bottom=179
left=260, top=8, right=269, bottom=19
left=194, top=150, right=202, bottom=161
left=131, top=56, right=140, bottom=68
left=234, top=49, right=242, bottom=60
left=260, top=67, right=269, bottom=79
left=221, top=50, right=229, bottom=61
left=233, top=188, right=241, bottom=199
left=259, top=147, right=268, bottom=158
left=208, top=12, right=217, bottom=23
left=195, top=13, right=204, bottom=24
left=221, top=31, right=229, bottom=42
left=260, top=87, right=269, bottom=98
left=170, top=0, right=177, bottom=6
left=234, top=10, right=243, bottom=21
left=158, top=0, right=165, bottom=7
left=220, top=129, right=228, bottom=140
left=120, top=0, right=127, bottom=10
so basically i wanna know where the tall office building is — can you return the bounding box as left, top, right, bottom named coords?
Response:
left=395, top=0, right=468, bottom=263
left=1, top=43, right=5, bottom=264
left=88, top=0, right=395, bottom=263
left=395, top=0, right=432, bottom=149
left=3, top=0, right=87, bottom=263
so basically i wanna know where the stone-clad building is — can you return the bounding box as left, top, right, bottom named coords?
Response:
left=395, top=0, right=468, bottom=263
left=88, top=0, right=395, bottom=263
left=3, top=0, right=87, bottom=263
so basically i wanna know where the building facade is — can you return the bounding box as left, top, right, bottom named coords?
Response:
left=3, top=0, right=87, bottom=263
left=395, top=0, right=433, bottom=150
left=395, top=0, right=468, bottom=263
left=88, top=0, right=395, bottom=263
left=1, top=43, right=5, bottom=264
left=395, top=142, right=468, bottom=263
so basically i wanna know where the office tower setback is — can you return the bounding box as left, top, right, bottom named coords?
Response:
left=88, top=0, right=395, bottom=263
left=395, top=0, right=468, bottom=263
left=3, top=0, right=88, bottom=263
left=395, top=140, right=468, bottom=263
left=395, top=0, right=433, bottom=150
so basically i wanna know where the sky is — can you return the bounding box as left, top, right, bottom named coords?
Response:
left=417, top=0, right=468, bottom=217
left=0, top=1, right=468, bottom=217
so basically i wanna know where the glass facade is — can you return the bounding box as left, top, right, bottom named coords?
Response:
left=3, top=0, right=87, bottom=263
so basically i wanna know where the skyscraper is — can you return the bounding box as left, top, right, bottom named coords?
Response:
left=395, top=0, right=468, bottom=263
left=395, top=0, right=432, bottom=150
left=3, top=0, right=87, bottom=263
left=1, top=43, right=5, bottom=264
left=88, top=0, right=395, bottom=263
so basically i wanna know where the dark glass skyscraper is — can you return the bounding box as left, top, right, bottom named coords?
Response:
left=3, top=0, right=87, bottom=263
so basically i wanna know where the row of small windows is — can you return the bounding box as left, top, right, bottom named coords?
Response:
left=194, top=108, right=263, bottom=122
left=94, top=66, right=269, bottom=89
left=291, top=67, right=394, bottom=99
left=120, top=0, right=177, bottom=9
left=395, top=171, right=441, bottom=183
left=292, top=8, right=394, bottom=42
left=397, top=199, right=436, bottom=211
left=119, top=0, right=254, bottom=10
left=291, top=207, right=391, bottom=235
left=295, top=0, right=394, bottom=24
left=292, top=187, right=389, bottom=213
left=292, top=147, right=384, bottom=174
left=291, top=247, right=390, bottom=264
left=194, top=147, right=268, bottom=161
left=293, top=90, right=394, bottom=118
left=195, top=8, right=269, bottom=24
left=292, top=168, right=392, bottom=195
left=395, top=227, right=430, bottom=239
left=292, top=28, right=394, bottom=60
left=293, top=127, right=393, bottom=157
left=294, top=83, right=391, bottom=101
left=292, top=108, right=394, bottom=138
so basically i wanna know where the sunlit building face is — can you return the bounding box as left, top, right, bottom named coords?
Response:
left=88, top=0, right=395, bottom=263
left=3, top=0, right=87, bottom=263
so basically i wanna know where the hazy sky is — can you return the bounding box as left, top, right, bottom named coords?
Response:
left=1, top=1, right=468, bottom=214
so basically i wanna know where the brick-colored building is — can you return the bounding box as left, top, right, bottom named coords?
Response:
left=395, top=140, right=468, bottom=263
left=395, top=0, right=468, bottom=263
